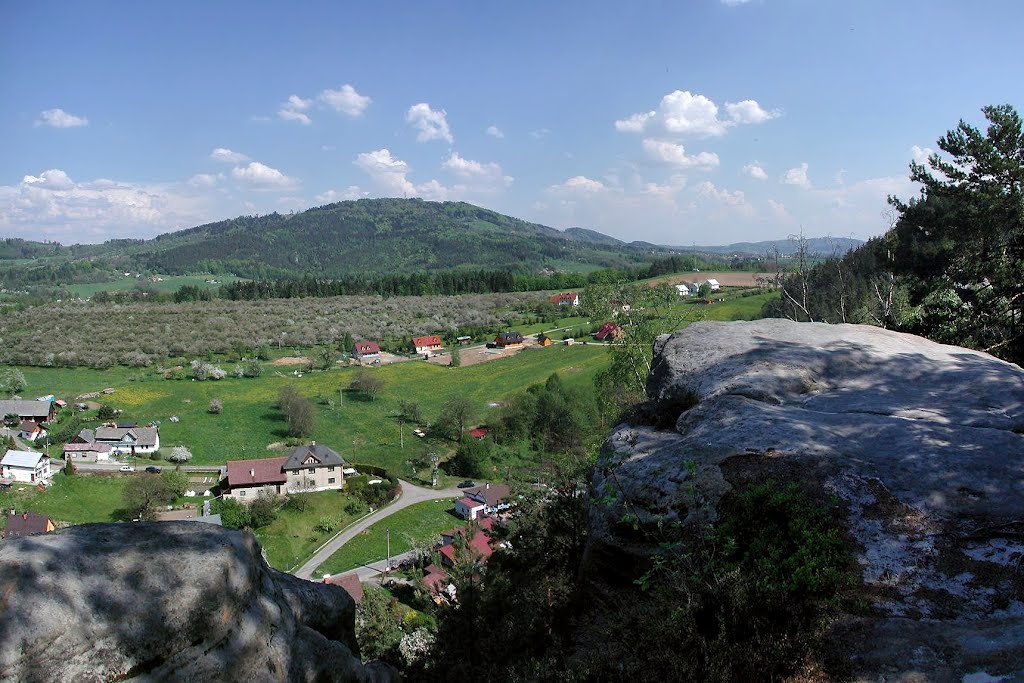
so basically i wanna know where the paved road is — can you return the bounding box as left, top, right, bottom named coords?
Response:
left=294, top=479, right=463, bottom=580
left=73, top=461, right=224, bottom=474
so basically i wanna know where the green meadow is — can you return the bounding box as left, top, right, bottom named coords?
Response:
left=254, top=491, right=370, bottom=571
left=12, top=344, right=612, bottom=473
left=315, top=499, right=466, bottom=576
left=64, top=274, right=247, bottom=298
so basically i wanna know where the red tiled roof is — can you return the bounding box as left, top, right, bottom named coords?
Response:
left=324, top=572, right=364, bottom=604
left=439, top=524, right=496, bottom=564
left=468, top=427, right=488, bottom=439
left=465, top=484, right=511, bottom=507
left=225, top=457, right=288, bottom=488
left=549, top=292, right=577, bottom=304
left=457, top=497, right=485, bottom=510
left=594, top=322, right=622, bottom=341
left=353, top=341, right=380, bottom=355
left=3, top=512, right=52, bottom=540
left=412, top=335, right=442, bottom=347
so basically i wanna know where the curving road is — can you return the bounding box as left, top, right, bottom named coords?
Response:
left=293, top=479, right=464, bottom=580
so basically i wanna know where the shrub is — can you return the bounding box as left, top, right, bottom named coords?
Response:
left=168, top=446, right=193, bottom=463
left=208, top=398, right=223, bottom=414
left=97, top=405, right=117, bottom=420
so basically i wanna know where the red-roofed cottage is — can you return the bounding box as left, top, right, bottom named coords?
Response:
left=352, top=341, right=380, bottom=361
left=594, top=322, right=623, bottom=342
left=221, top=457, right=288, bottom=502
left=412, top=335, right=443, bottom=356
left=323, top=573, right=364, bottom=604
left=549, top=292, right=579, bottom=307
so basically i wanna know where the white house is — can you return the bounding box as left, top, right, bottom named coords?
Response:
left=705, top=278, right=721, bottom=291
left=675, top=284, right=692, bottom=297
left=1, top=450, right=53, bottom=484
left=454, top=496, right=487, bottom=521
left=92, top=425, right=160, bottom=456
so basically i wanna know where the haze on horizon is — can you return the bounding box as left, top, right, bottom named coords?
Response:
left=1, top=1, right=1021, bottom=247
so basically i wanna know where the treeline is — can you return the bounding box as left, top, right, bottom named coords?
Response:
left=764, top=104, right=1023, bottom=366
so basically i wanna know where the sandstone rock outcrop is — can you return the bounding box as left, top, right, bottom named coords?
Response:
left=0, top=521, right=396, bottom=683
left=590, top=319, right=1024, bottom=681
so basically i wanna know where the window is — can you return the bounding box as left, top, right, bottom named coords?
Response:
left=240, top=490, right=246, bottom=497
left=327, top=466, right=335, bottom=472
left=328, top=477, right=336, bottom=484
left=307, top=467, right=315, bottom=473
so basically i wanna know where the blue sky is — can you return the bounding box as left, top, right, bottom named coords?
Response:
left=2, top=0, right=1022, bottom=246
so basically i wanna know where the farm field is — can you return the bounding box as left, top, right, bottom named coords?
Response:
left=254, top=490, right=370, bottom=572
left=644, top=271, right=773, bottom=288
left=0, top=474, right=129, bottom=526
left=64, top=275, right=247, bottom=298
left=315, top=499, right=466, bottom=576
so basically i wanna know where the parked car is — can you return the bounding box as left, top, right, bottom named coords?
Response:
left=120, top=465, right=135, bottom=472
left=458, top=480, right=476, bottom=489
left=145, top=466, right=162, bottom=473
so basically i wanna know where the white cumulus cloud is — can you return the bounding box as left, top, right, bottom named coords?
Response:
left=188, top=173, right=222, bottom=188
left=441, top=152, right=513, bottom=188
left=35, top=108, right=89, bottom=128
left=231, top=161, right=297, bottom=189
left=319, top=84, right=371, bottom=117
left=615, top=90, right=777, bottom=137
left=697, top=180, right=748, bottom=206
left=406, top=103, right=453, bottom=143
left=743, top=162, right=768, bottom=181
left=782, top=162, right=812, bottom=189
left=210, top=147, right=249, bottom=164
left=641, top=139, right=719, bottom=169
left=354, top=148, right=448, bottom=199
left=315, top=186, right=369, bottom=203
left=22, top=169, right=75, bottom=190
left=278, top=95, right=313, bottom=124
left=547, top=176, right=607, bottom=194
left=911, top=145, right=934, bottom=165
left=486, top=125, right=504, bottom=138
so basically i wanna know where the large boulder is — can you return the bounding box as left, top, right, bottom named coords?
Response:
left=589, top=319, right=1024, bottom=681
left=0, top=521, right=396, bottom=683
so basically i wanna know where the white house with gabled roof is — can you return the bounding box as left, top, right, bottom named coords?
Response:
left=1, top=450, right=53, bottom=484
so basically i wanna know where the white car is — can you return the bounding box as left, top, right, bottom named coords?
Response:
left=119, top=465, right=135, bottom=472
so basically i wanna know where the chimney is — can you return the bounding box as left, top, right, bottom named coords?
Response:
left=485, top=483, right=490, bottom=490
left=311, top=441, right=316, bottom=446
left=250, top=468, right=255, bottom=478
left=23, top=512, right=28, bottom=520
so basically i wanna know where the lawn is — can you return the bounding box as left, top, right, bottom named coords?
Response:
left=0, top=474, right=128, bottom=526
left=254, top=490, right=370, bottom=571
left=315, top=499, right=465, bottom=576
left=7, top=344, right=611, bottom=473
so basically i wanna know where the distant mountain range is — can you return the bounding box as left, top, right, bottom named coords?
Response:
left=1, top=198, right=861, bottom=283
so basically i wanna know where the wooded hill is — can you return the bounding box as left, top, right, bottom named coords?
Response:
left=1, top=198, right=859, bottom=288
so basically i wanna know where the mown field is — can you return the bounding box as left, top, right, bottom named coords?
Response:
left=0, top=475, right=128, bottom=526
left=315, top=499, right=466, bottom=576
left=65, top=274, right=248, bottom=298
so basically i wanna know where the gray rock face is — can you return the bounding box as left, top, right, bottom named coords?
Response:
left=0, top=522, right=396, bottom=683
left=590, top=319, right=1024, bottom=681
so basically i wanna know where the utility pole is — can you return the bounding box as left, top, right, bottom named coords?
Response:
left=400, top=420, right=404, bottom=449
left=386, top=527, right=391, bottom=573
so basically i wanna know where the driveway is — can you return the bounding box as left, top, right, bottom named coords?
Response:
left=293, top=478, right=464, bottom=580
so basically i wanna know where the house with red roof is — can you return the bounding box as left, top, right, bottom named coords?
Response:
left=549, top=292, right=579, bottom=307
left=352, top=340, right=380, bottom=361
left=422, top=518, right=501, bottom=601
left=221, top=456, right=288, bottom=502
left=412, top=335, right=443, bottom=356
left=323, top=572, right=364, bottom=604
left=454, top=482, right=511, bottom=520
left=594, top=322, right=623, bottom=342
left=3, top=511, right=54, bottom=540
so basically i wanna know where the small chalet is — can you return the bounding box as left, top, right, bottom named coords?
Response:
left=705, top=278, right=721, bottom=291
left=64, top=441, right=113, bottom=463
left=1, top=450, right=52, bottom=484
left=468, top=426, right=489, bottom=439
left=0, top=399, right=56, bottom=425
left=90, top=425, right=160, bottom=456
left=324, top=573, right=364, bottom=604
left=594, top=322, right=623, bottom=342
left=282, top=442, right=346, bottom=492
left=413, top=335, right=443, bottom=356
left=18, top=420, right=46, bottom=443
left=221, top=456, right=288, bottom=502
left=455, top=482, right=511, bottom=520
left=495, top=331, right=524, bottom=348
left=3, top=511, right=55, bottom=540
left=537, top=334, right=553, bottom=347
left=549, top=292, right=579, bottom=307
left=456, top=336, right=472, bottom=345
left=353, top=340, right=381, bottom=361
left=675, top=283, right=697, bottom=296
